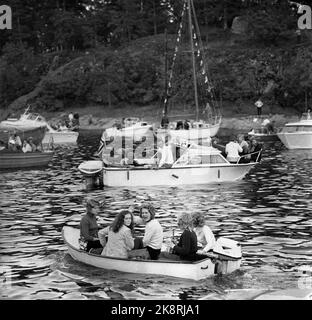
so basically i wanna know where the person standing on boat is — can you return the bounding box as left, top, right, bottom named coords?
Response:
left=307, top=108, right=311, bottom=120
left=163, top=212, right=198, bottom=261
left=192, top=212, right=216, bottom=254
left=255, top=99, right=263, bottom=117
left=79, top=197, right=104, bottom=252
left=158, top=135, right=174, bottom=168
left=99, top=210, right=135, bottom=258
left=131, top=204, right=163, bottom=260
left=225, top=136, right=243, bottom=163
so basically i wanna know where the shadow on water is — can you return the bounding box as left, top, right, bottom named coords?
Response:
left=0, top=130, right=311, bottom=299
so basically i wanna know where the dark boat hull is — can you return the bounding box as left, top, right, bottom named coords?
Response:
left=0, top=126, right=47, bottom=145
left=0, top=151, right=53, bottom=169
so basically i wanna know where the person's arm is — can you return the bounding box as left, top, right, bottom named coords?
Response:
left=173, top=231, right=191, bottom=256
left=124, top=228, right=135, bottom=250
left=142, top=223, right=153, bottom=247
left=202, top=226, right=215, bottom=252
left=80, top=218, right=94, bottom=241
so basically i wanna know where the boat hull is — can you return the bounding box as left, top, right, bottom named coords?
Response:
left=0, top=151, right=53, bottom=169
left=0, top=126, right=47, bottom=145
left=42, top=131, right=79, bottom=145
left=106, top=126, right=153, bottom=141
left=102, top=163, right=256, bottom=187
left=248, top=132, right=279, bottom=142
left=62, top=227, right=241, bottom=281
left=158, top=122, right=220, bottom=141
left=277, top=132, right=312, bottom=149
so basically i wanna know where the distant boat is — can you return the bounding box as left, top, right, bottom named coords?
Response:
left=277, top=114, right=312, bottom=149
left=248, top=128, right=279, bottom=142
left=0, top=107, right=78, bottom=145
left=104, top=117, right=153, bottom=142
left=63, top=226, right=242, bottom=281
left=0, top=151, right=53, bottom=169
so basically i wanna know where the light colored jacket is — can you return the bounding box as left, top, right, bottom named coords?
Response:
left=101, top=225, right=134, bottom=258
left=225, top=141, right=242, bottom=162
left=194, top=225, right=216, bottom=252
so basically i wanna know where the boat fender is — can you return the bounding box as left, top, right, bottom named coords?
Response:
left=172, top=174, right=179, bottom=179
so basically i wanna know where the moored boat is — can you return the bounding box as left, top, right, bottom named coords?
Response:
left=0, top=126, right=47, bottom=146
left=0, top=151, right=53, bottom=169
left=80, top=144, right=261, bottom=187
left=248, top=128, right=279, bottom=142
left=277, top=115, right=312, bottom=149
left=62, top=226, right=241, bottom=281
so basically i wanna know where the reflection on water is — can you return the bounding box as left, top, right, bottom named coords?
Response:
left=0, top=131, right=311, bottom=300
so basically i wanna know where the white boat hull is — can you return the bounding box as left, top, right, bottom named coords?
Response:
left=103, top=163, right=255, bottom=187
left=62, top=227, right=241, bottom=281
left=158, top=122, right=220, bottom=141
left=277, top=132, right=312, bottom=149
left=42, top=131, right=79, bottom=145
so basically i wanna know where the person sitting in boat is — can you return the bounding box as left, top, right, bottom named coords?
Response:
left=162, top=212, right=198, bottom=261
left=266, top=120, right=276, bottom=134
left=8, top=131, right=22, bottom=151
left=307, top=108, right=311, bottom=120
left=249, top=138, right=262, bottom=162
left=192, top=212, right=216, bottom=254
left=158, top=135, right=174, bottom=168
left=71, top=113, right=80, bottom=131
left=176, top=121, right=184, bottom=130
left=99, top=210, right=135, bottom=258
left=183, top=120, right=190, bottom=130
left=22, top=139, right=33, bottom=153
left=131, top=204, right=163, bottom=260
left=58, top=121, right=68, bottom=131
left=225, top=136, right=243, bottom=163
left=79, top=197, right=104, bottom=252
left=237, top=134, right=250, bottom=163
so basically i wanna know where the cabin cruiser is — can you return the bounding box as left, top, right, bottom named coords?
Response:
left=0, top=107, right=79, bottom=145
left=277, top=113, right=312, bottom=149
left=79, top=143, right=261, bottom=187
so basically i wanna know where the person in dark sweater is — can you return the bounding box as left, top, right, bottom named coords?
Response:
left=163, top=212, right=198, bottom=261
left=79, top=197, right=104, bottom=252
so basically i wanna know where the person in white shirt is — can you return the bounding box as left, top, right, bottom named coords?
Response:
left=192, top=212, right=216, bottom=253
left=22, top=140, right=32, bottom=153
left=158, top=135, right=174, bottom=168
left=225, top=137, right=243, bottom=163
left=132, top=204, right=163, bottom=260
left=8, top=131, right=22, bottom=151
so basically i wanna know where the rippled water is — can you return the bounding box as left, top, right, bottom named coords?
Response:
left=0, top=130, right=311, bottom=300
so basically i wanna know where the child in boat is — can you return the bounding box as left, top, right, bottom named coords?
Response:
left=162, top=212, right=198, bottom=261
left=100, top=210, right=135, bottom=259
left=225, top=136, right=243, bottom=163
left=22, top=139, right=32, bottom=153
left=130, top=204, right=163, bottom=260
left=79, top=197, right=104, bottom=252
left=192, top=212, right=216, bottom=254
left=8, top=131, right=22, bottom=151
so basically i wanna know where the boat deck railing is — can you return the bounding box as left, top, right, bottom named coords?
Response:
left=235, top=150, right=262, bottom=164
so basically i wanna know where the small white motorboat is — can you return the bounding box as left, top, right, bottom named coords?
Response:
left=41, top=124, right=79, bottom=145
left=105, top=118, right=153, bottom=142
left=248, top=128, right=279, bottom=142
left=277, top=114, right=312, bottom=149
left=97, top=144, right=260, bottom=187
left=62, top=226, right=241, bottom=281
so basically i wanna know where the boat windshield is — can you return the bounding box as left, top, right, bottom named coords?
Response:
left=173, top=147, right=227, bottom=166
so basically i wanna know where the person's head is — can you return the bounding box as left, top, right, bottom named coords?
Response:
left=237, top=134, right=244, bottom=143
left=139, top=204, right=156, bottom=223
left=192, top=212, right=206, bottom=228
left=111, top=210, right=134, bottom=232
left=250, top=138, right=258, bottom=146
left=28, top=137, right=33, bottom=143
left=177, top=212, right=193, bottom=230
left=85, top=197, right=103, bottom=216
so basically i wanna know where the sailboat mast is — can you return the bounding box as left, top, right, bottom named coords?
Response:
left=164, top=28, right=168, bottom=117
left=187, top=0, right=199, bottom=122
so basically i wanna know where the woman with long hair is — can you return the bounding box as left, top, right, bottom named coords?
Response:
left=192, top=212, right=215, bottom=254
left=101, top=210, right=135, bottom=258
left=164, top=212, right=198, bottom=261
